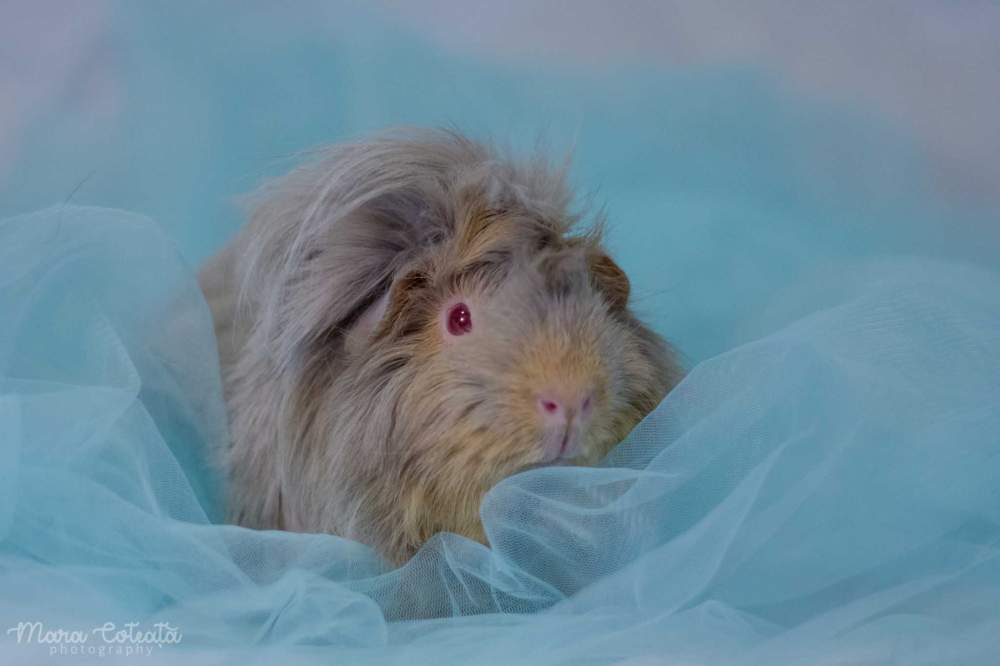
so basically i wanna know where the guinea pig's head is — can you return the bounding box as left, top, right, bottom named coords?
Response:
left=336, top=208, right=679, bottom=560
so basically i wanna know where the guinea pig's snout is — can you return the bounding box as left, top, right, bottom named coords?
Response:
left=535, top=388, right=595, bottom=462
left=536, top=392, right=593, bottom=422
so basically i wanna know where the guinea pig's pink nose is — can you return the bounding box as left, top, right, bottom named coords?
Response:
left=536, top=391, right=594, bottom=423
left=537, top=390, right=594, bottom=461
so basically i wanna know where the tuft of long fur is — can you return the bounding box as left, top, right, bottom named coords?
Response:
left=199, top=128, right=682, bottom=564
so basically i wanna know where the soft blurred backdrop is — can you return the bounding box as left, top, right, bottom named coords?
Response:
left=2, top=1, right=998, bottom=362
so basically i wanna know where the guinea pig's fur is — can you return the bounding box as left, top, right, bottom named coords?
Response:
left=200, top=129, right=682, bottom=565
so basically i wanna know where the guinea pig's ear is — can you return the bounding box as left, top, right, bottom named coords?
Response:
left=343, top=288, right=391, bottom=356
left=589, top=252, right=631, bottom=311
left=345, top=268, right=430, bottom=352
left=377, top=269, right=433, bottom=337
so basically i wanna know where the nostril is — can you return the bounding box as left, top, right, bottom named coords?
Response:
left=581, top=395, right=592, bottom=414
left=539, top=399, right=560, bottom=415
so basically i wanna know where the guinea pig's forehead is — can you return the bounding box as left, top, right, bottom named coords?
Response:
left=492, top=263, right=603, bottom=317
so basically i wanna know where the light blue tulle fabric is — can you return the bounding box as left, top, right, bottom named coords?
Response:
left=2, top=4, right=1000, bottom=664
left=3, top=208, right=999, bottom=665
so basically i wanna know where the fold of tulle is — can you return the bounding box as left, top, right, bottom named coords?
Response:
left=1, top=206, right=998, bottom=664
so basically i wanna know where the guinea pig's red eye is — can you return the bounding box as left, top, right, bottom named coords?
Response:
left=446, top=302, right=473, bottom=336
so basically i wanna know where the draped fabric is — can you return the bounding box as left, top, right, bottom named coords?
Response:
left=2, top=4, right=999, bottom=664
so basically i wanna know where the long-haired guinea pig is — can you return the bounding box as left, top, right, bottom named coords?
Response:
left=199, top=129, right=683, bottom=565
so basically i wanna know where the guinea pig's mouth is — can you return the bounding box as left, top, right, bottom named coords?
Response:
left=542, top=424, right=583, bottom=463
left=557, top=428, right=574, bottom=457
left=513, top=428, right=587, bottom=474
left=499, top=423, right=593, bottom=475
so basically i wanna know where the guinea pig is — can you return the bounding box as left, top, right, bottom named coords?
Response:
left=199, top=128, right=683, bottom=565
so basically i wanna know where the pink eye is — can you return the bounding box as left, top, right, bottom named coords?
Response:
left=446, top=302, right=473, bottom=336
